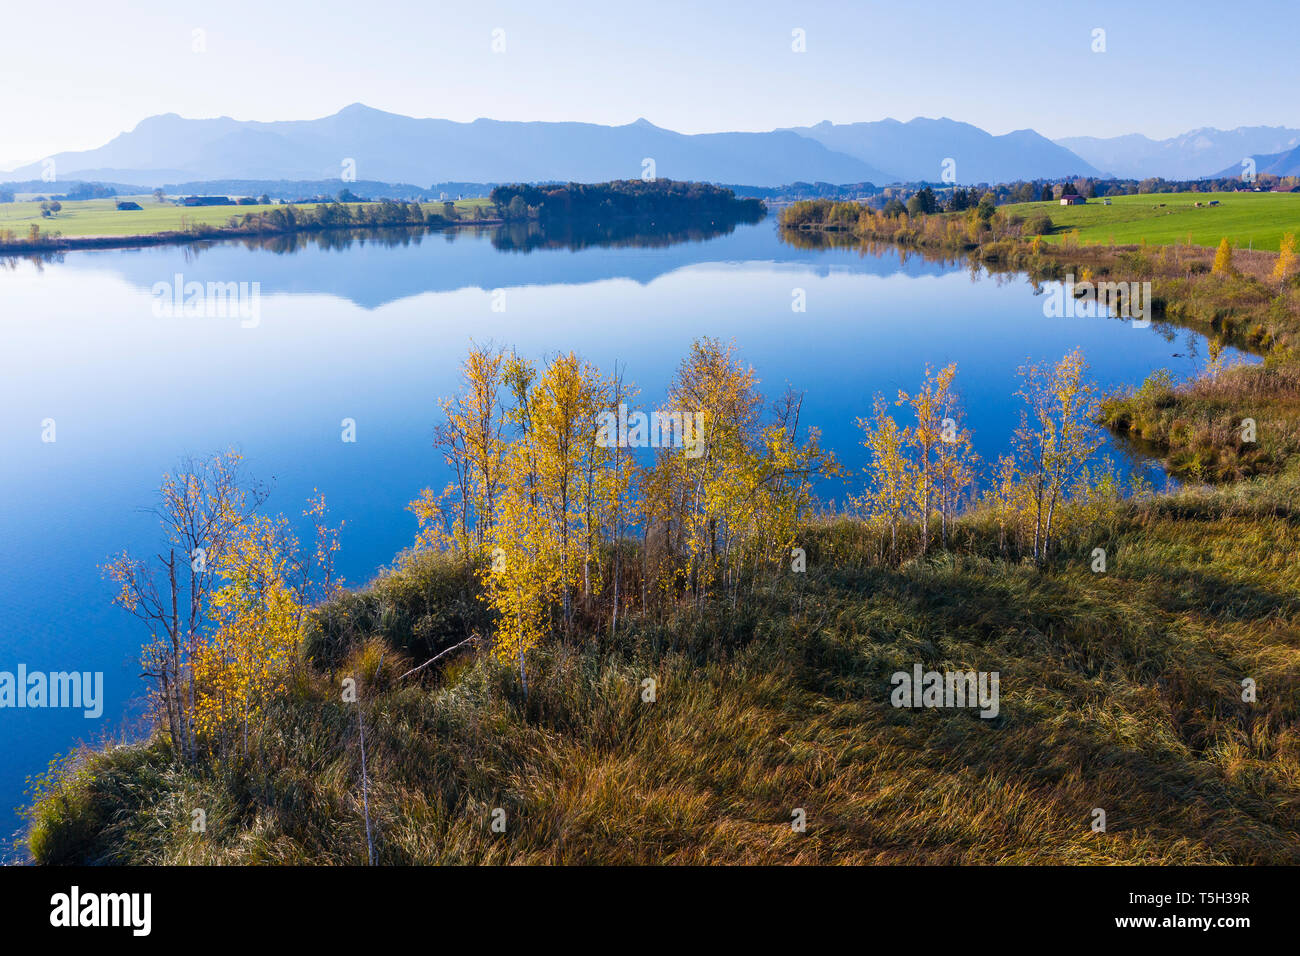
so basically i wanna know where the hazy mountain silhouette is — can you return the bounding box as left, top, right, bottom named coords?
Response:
left=5, top=104, right=895, bottom=188
left=784, top=117, right=1103, bottom=183
left=1209, top=144, right=1300, bottom=179
left=1058, top=126, right=1300, bottom=180
left=13, top=105, right=1284, bottom=188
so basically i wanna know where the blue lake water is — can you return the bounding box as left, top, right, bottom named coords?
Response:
left=0, top=220, right=1247, bottom=852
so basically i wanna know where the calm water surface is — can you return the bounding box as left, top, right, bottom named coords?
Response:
left=0, top=220, right=1248, bottom=849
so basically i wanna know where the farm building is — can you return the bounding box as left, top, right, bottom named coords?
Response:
left=1060, top=195, right=1086, bottom=206
left=180, top=196, right=234, bottom=207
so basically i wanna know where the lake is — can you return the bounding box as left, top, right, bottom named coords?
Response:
left=0, top=218, right=1247, bottom=853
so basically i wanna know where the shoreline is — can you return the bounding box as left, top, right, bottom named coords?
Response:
left=0, top=217, right=505, bottom=255
left=781, top=213, right=1300, bottom=481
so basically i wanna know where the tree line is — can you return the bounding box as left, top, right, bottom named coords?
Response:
left=490, top=180, right=765, bottom=223
left=410, top=340, right=1110, bottom=679
left=107, top=340, right=1112, bottom=759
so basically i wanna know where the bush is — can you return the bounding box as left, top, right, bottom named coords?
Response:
left=302, top=549, right=491, bottom=671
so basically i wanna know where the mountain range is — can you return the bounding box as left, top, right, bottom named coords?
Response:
left=4, top=105, right=889, bottom=189
left=5, top=104, right=1297, bottom=188
left=784, top=118, right=1104, bottom=183
left=1059, top=126, right=1300, bottom=180
left=1211, top=145, right=1300, bottom=179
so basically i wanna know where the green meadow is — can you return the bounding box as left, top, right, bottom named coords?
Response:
left=0, top=196, right=492, bottom=239
left=1013, top=191, right=1300, bottom=251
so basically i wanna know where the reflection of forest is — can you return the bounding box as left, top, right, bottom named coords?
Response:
left=778, top=225, right=1191, bottom=346
left=226, top=225, right=487, bottom=256
left=226, top=213, right=764, bottom=256
left=489, top=207, right=766, bottom=253
left=778, top=226, right=966, bottom=270
left=0, top=212, right=769, bottom=265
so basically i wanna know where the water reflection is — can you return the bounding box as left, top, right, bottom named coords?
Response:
left=0, top=218, right=1254, bottom=846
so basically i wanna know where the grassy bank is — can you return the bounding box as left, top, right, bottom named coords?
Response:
left=24, top=470, right=1300, bottom=864
left=1101, top=363, right=1300, bottom=482
left=0, top=196, right=491, bottom=240
left=0, top=196, right=500, bottom=254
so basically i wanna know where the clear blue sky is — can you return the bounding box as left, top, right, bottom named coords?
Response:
left=3, top=0, right=1297, bottom=168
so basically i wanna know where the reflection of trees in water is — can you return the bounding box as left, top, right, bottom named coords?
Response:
left=166, top=214, right=766, bottom=258
left=490, top=208, right=765, bottom=253
left=0, top=251, right=64, bottom=271
left=779, top=227, right=968, bottom=270
left=780, top=228, right=1215, bottom=347
left=232, top=226, right=433, bottom=256
left=3, top=213, right=765, bottom=267
left=135, top=226, right=449, bottom=260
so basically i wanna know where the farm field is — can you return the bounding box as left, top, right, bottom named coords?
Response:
left=1011, top=191, right=1300, bottom=251
left=0, top=196, right=492, bottom=238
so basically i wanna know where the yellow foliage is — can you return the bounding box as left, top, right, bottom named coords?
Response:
left=1212, top=236, right=1234, bottom=275
left=192, top=513, right=304, bottom=744
left=1274, top=232, right=1297, bottom=281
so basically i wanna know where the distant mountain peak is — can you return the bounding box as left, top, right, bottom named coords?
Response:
left=1057, top=125, right=1300, bottom=179
left=782, top=117, right=1102, bottom=183
left=4, top=107, right=893, bottom=188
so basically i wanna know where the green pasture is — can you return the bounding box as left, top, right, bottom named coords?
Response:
left=1010, top=191, right=1300, bottom=251
left=0, top=196, right=492, bottom=239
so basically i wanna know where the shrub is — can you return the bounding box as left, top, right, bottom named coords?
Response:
left=302, top=549, right=491, bottom=671
left=1027, top=214, right=1054, bottom=235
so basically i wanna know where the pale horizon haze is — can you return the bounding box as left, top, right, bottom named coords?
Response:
left=2, top=0, right=1298, bottom=169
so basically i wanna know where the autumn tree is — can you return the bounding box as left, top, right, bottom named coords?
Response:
left=934, top=386, right=979, bottom=548
left=422, top=338, right=831, bottom=676
left=1212, top=237, right=1234, bottom=275
left=652, top=338, right=762, bottom=600
left=1014, top=349, right=1103, bottom=563
left=529, top=352, right=611, bottom=630
left=599, top=363, right=638, bottom=633
left=857, top=395, right=914, bottom=558
left=481, top=351, right=612, bottom=680
left=193, top=512, right=306, bottom=751
left=195, top=493, right=340, bottom=754
left=105, top=452, right=262, bottom=761
left=897, top=363, right=958, bottom=554
left=987, top=454, right=1022, bottom=555
left=410, top=343, right=506, bottom=557
left=1274, top=232, right=1297, bottom=281
left=760, top=387, right=834, bottom=581
left=106, top=453, right=341, bottom=758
